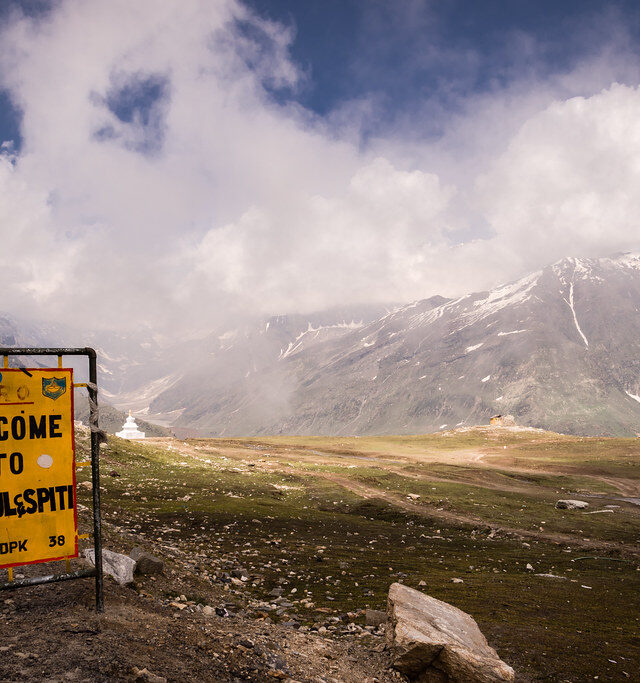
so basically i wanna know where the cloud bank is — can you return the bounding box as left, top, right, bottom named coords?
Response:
left=1, top=0, right=640, bottom=336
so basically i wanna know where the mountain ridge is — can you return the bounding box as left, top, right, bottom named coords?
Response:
left=145, top=252, right=640, bottom=437
left=5, top=252, right=640, bottom=436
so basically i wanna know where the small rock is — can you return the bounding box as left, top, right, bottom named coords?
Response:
left=451, top=578, right=464, bottom=584
left=83, top=548, right=136, bottom=586
left=365, top=609, right=387, bottom=627
left=130, top=547, right=164, bottom=575
left=525, top=563, right=534, bottom=571
left=202, top=605, right=214, bottom=616
left=133, top=667, right=167, bottom=683
left=555, top=499, right=589, bottom=510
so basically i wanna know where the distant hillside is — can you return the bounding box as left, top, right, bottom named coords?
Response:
left=0, top=318, right=171, bottom=436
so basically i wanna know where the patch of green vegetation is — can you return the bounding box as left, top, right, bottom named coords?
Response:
left=507, top=437, right=640, bottom=477
left=73, top=433, right=640, bottom=682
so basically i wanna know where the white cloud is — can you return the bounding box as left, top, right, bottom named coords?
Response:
left=191, top=158, right=455, bottom=312
left=478, top=83, right=640, bottom=272
left=0, top=1, right=640, bottom=336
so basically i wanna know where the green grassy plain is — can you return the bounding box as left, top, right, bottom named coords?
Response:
left=76, top=427, right=639, bottom=682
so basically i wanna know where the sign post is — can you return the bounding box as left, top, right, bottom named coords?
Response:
left=0, top=348, right=103, bottom=612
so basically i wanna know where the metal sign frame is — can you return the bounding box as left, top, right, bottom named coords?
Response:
left=0, top=347, right=103, bottom=612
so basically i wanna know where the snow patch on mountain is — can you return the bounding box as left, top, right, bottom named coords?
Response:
left=96, top=347, right=124, bottom=363
left=455, top=272, right=540, bottom=332
left=103, top=372, right=183, bottom=413
left=611, top=253, right=640, bottom=270
left=218, top=329, right=238, bottom=350
left=403, top=295, right=467, bottom=329
left=280, top=320, right=364, bottom=359
left=563, top=282, right=589, bottom=348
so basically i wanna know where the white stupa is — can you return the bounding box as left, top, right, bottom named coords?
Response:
left=116, top=411, right=146, bottom=440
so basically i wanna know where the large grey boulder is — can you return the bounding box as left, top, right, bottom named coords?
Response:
left=555, top=499, right=589, bottom=510
left=83, top=548, right=136, bottom=586
left=387, top=583, right=514, bottom=682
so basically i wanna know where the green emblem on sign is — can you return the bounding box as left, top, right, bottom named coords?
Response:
left=42, top=377, right=67, bottom=400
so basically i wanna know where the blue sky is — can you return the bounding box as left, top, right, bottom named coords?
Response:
left=2, top=0, right=640, bottom=333
left=3, top=1, right=640, bottom=149
left=247, top=1, right=640, bottom=115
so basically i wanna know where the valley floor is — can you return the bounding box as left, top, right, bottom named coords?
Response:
left=1, top=426, right=638, bottom=681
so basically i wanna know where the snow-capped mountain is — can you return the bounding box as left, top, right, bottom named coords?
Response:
left=148, top=253, right=640, bottom=437
left=6, top=253, right=640, bottom=437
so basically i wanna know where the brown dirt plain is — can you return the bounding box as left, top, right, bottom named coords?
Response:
left=0, top=425, right=638, bottom=682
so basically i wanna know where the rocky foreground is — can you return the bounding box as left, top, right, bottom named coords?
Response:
left=0, top=551, right=397, bottom=682
left=1, top=543, right=515, bottom=683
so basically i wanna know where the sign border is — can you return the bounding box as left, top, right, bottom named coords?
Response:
left=0, top=367, right=79, bottom=569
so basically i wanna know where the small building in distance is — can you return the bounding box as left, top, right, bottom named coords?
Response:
left=116, top=411, right=146, bottom=440
left=490, top=414, right=515, bottom=427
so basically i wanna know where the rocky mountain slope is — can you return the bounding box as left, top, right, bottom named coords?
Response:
left=5, top=253, right=640, bottom=436
left=149, top=253, right=640, bottom=437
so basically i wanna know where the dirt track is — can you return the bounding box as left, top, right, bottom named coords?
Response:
left=316, top=472, right=640, bottom=556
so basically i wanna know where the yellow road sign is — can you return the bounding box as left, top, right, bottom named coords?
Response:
left=0, top=368, right=77, bottom=568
